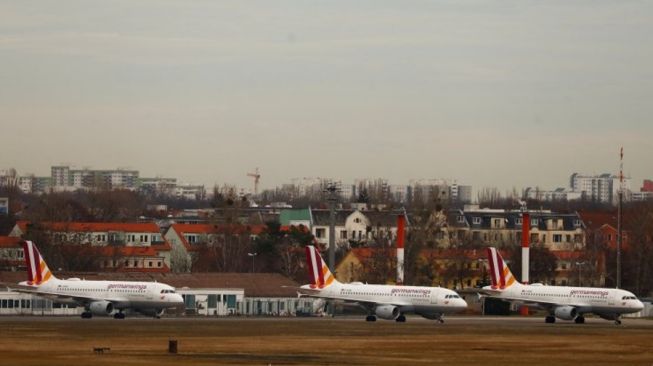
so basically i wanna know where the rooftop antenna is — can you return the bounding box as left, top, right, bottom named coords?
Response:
left=617, top=147, right=623, bottom=289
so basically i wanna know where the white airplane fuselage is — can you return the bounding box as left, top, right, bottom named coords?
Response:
left=483, top=283, right=644, bottom=318
left=302, top=281, right=467, bottom=318
left=20, top=277, right=184, bottom=311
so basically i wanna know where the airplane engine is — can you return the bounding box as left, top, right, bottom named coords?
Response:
left=375, top=305, right=400, bottom=320
left=89, top=300, right=114, bottom=316
left=597, top=313, right=618, bottom=321
left=554, top=306, right=577, bottom=321
left=417, top=312, right=443, bottom=320
left=137, top=308, right=165, bottom=317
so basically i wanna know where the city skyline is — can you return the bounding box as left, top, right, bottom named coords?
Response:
left=2, top=2, right=651, bottom=191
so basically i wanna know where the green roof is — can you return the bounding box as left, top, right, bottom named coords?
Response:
left=279, top=208, right=312, bottom=226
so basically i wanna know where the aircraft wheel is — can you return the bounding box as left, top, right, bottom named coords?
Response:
left=365, top=315, right=377, bottom=322
left=615, top=319, right=622, bottom=325
left=396, top=315, right=406, bottom=323
left=545, top=316, right=556, bottom=324
left=81, top=312, right=93, bottom=319
left=114, top=312, right=125, bottom=319
left=574, top=316, right=585, bottom=324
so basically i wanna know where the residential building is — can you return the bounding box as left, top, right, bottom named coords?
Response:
left=523, top=187, right=583, bottom=202
left=139, top=177, right=177, bottom=196
left=174, top=184, right=206, bottom=200
left=0, top=236, right=23, bottom=271
left=451, top=207, right=585, bottom=251
left=310, top=209, right=401, bottom=250
left=164, top=223, right=266, bottom=272
left=51, top=165, right=139, bottom=191
left=569, top=173, right=632, bottom=205
left=0, top=197, right=7, bottom=215
left=8, top=221, right=171, bottom=271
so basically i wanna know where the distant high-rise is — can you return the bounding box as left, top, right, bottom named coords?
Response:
left=569, top=173, right=631, bottom=205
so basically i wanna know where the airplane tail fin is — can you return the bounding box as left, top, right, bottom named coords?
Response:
left=22, top=241, right=56, bottom=285
left=305, top=246, right=337, bottom=289
left=486, top=247, right=519, bottom=290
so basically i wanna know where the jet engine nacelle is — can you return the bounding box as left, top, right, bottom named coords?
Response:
left=597, top=313, right=618, bottom=321
left=89, top=300, right=114, bottom=316
left=136, top=308, right=165, bottom=317
left=554, top=306, right=578, bottom=321
left=375, top=305, right=400, bottom=320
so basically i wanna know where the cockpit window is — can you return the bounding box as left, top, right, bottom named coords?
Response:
left=160, top=289, right=176, bottom=294
left=622, top=296, right=637, bottom=300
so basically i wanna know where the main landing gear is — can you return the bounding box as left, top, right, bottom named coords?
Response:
left=81, top=311, right=93, bottom=319
left=615, top=317, right=622, bottom=325
left=574, top=316, right=585, bottom=324
left=365, top=315, right=377, bottom=322
left=114, top=312, right=126, bottom=319
left=545, top=315, right=556, bottom=324
left=395, top=314, right=406, bottom=323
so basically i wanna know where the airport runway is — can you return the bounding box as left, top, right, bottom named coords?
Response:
left=0, top=316, right=651, bottom=365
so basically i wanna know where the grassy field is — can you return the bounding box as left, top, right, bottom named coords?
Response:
left=0, top=316, right=651, bottom=365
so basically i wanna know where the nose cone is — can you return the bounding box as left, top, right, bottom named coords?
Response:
left=172, top=294, right=184, bottom=306
left=456, top=298, right=468, bottom=311
left=635, top=300, right=645, bottom=312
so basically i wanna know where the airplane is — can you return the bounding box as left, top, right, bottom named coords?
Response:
left=13, top=241, right=184, bottom=319
left=297, top=245, right=467, bottom=323
left=481, top=247, right=644, bottom=325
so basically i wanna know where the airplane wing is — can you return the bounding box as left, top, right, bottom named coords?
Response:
left=9, top=285, right=126, bottom=306
left=482, top=293, right=560, bottom=310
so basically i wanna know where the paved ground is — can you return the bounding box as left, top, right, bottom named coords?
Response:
left=1, top=316, right=651, bottom=365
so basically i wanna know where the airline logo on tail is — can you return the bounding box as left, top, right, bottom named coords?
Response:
left=486, top=247, right=517, bottom=290
left=305, top=246, right=335, bottom=289
left=22, top=241, right=54, bottom=286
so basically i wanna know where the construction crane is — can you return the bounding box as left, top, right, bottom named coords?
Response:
left=247, top=168, right=261, bottom=195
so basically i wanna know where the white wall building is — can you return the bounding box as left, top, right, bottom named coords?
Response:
left=569, top=173, right=632, bottom=204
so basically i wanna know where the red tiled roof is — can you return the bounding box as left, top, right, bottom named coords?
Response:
left=0, top=271, right=299, bottom=297
left=0, top=236, right=22, bottom=248
left=550, top=251, right=584, bottom=260
left=170, top=223, right=266, bottom=235
left=347, top=248, right=487, bottom=261
left=15, top=221, right=160, bottom=233
left=577, top=211, right=617, bottom=230
left=96, top=246, right=164, bottom=257
left=14, top=221, right=28, bottom=234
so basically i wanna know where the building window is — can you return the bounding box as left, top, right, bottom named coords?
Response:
left=515, top=218, right=522, bottom=225
left=148, top=261, right=153, bottom=267
left=457, top=216, right=465, bottom=224
left=553, top=234, right=562, bottom=243
left=531, top=219, right=538, bottom=226
left=473, top=217, right=481, bottom=225
left=315, top=228, right=325, bottom=238
left=157, top=261, right=162, bottom=267
left=340, top=230, right=347, bottom=239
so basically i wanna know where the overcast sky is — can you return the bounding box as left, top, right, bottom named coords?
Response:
left=1, top=1, right=651, bottom=192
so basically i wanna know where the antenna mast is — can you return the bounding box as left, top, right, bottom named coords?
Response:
left=617, top=147, right=623, bottom=289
